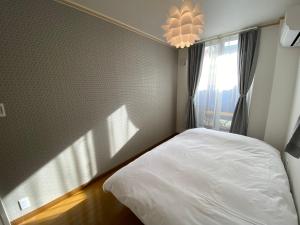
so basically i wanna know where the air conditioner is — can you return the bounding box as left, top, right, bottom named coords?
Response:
left=280, top=4, right=300, bottom=47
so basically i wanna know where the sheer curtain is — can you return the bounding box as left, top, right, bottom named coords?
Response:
left=194, top=35, right=239, bottom=131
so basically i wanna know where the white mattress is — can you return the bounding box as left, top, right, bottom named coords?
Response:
left=103, top=128, right=298, bottom=225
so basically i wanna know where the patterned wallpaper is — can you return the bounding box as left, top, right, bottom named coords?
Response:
left=0, top=0, right=177, bottom=220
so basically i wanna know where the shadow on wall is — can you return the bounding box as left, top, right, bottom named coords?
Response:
left=2, top=104, right=149, bottom=219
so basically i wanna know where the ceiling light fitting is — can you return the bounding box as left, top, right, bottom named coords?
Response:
left=162, top=0, right=204, bottom=48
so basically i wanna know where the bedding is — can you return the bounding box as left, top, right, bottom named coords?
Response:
left=103, top=128, right=298, bottom=225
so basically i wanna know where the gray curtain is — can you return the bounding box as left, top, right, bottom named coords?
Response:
left=187, top=43, right=204, bottom=129
left=230, top=29, right=260, bottom=135
left=285, top=116, right=300, bottom=158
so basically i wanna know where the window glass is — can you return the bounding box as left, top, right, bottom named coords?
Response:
left=194, top=35, right=239, bottom=132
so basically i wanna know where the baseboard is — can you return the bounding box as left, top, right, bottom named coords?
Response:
left=11, top=133, right=177, bottom=225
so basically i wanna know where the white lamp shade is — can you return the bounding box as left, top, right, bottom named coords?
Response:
left=162, top=0, right=204, bottom=48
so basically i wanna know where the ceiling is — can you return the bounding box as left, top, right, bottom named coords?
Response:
left=69, top=0, right=300, bottom=42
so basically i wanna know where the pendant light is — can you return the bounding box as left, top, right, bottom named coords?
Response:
left=162, top=0, right=204, bottom=48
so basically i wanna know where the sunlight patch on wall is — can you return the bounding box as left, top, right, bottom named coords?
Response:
left=3, top=131, right=97, bottom=220
left=107, top=105, right=139, bottom=158
left=85, top=131, right=98, bottom=179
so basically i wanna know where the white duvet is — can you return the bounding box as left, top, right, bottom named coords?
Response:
left=103, top=128, right=298, bottom=225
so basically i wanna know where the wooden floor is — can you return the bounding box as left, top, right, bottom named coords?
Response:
left=16, top=172, right=143, bottom=225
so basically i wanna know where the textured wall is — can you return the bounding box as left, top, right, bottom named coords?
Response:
left=0, top=0, right=177, bottom=220
left=176, top=48, right=188, bottom=133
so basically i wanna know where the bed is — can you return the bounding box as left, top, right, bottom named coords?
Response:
left=103, top=128, right=298, bottom=225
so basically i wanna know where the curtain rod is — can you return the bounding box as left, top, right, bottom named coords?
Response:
left=196, top=18, right=282, bottom=44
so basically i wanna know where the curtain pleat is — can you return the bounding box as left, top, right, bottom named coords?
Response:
left=230, top=29, right=260, bottom=135
left=186, top=43, right=204, bottom=129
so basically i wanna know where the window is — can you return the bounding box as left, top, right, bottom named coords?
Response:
left=194, top=35, right=239, bottom=132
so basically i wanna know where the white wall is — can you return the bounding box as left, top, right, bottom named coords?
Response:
left=264, top=30, right=300, bottom=150
left=285, top=56, right=300, bottom=218
left=247, top=25, right=279, bottom=140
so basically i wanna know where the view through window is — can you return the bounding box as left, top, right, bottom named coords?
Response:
left=194, top=35, right=239, bottom=132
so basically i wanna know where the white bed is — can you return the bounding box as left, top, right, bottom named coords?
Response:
left=103, top=128, right=298, bottom=225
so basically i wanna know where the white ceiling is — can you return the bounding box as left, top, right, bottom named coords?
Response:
left=70, top=0, right=300, bottom=42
